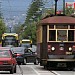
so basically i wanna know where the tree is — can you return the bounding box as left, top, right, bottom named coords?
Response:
left=0, top=19, right=6, bottom=40
left=21, top=0, right=44, bottom=44
left=65, top=6, right=74, bottom=16
left=25, top=0, right=44, bottom=24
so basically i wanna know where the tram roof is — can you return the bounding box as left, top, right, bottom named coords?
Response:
left=40, top=15, right=75, bottom=25
left=3, top=33, right=18, bottom=36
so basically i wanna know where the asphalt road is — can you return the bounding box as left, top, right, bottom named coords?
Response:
left=0, top=63, right=75, bottom=75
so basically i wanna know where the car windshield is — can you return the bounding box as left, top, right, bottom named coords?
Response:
left=21, top=44, right=31, bottom=48
left=25, top=49, right=32, bottom=53
left=11, top=47, right=24, bottom=54
left=0, top=50, right=10, bottom=58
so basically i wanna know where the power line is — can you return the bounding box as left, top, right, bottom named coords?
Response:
left=7, top=0, right=12, bottom=17
left=2, top=10, right=26, bottom=12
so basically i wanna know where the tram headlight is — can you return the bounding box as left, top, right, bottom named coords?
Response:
left=59, top=47, right=64, bottom=50
left=69, top=47, right=72, bottom=51
left=51, top=47, right=55, bottom=51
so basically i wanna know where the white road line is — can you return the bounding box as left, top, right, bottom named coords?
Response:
left=31, top=66, right=40, bottom=75
left=51, top=71, right=60, bottom=75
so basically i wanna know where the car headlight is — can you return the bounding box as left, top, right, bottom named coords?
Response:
left=69, top=47, right=72, bottom=51
left=51, top=47, right=55, bottom=51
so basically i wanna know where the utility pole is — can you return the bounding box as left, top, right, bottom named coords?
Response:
left=0, top=1, right=2, bottom=18
left=63, top=0, right=65, bottom=14
left=54, top=0, right=58, bottom=15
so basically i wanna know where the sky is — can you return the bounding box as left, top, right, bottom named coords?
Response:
left=0, top=0, right=75, bottom=27
left=1, top=0, right=32, bottom=17
left=1, top=0, right=32, bottom=26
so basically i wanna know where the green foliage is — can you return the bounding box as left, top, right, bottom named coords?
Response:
left=23, top=0, right=44, bottom=44
left=25, top=0, right=44, bottom=24
left=0, top=19, right=6, bottom=40
left=13, top=0, right=44, bottom=44
left=22, top=22, right=36, bottom=44
left=65, top=7, right=74, bottom=16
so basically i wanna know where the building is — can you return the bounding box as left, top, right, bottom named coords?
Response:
left=66, top=2, right=75, bottom=9
left=57, top=0, right=74, bottom=11
left=44, top=0, right=74, bottom=9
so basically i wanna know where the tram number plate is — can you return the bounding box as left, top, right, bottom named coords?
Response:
left=66, top=52, right=72, bottom=55
left=57, top=63, right=66, bottom=67
left=59, top=44, right=64, bottom=46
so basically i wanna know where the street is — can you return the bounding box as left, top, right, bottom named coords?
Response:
left=0, top=63, right=75, bottom=75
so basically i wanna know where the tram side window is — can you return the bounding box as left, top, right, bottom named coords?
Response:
left=49, top=30, right=56, bottom=41
left=68, top=30, right=74, bottom=41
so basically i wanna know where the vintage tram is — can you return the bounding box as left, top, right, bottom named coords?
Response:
left=2, top=33, right=19, bottom=47
left=36, top=14, right=75, bottom=69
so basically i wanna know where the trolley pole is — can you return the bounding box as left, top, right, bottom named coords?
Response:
left=54, top=0, right=58, bottom=15
left=63, top=0, right=65, bottom=14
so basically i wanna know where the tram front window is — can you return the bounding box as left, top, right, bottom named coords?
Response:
left=49, top=30, right=56, bottom=41
left=57, top=30, right=67, bottom=41
left=21, top=44, right=31, bottom=48
left=68, top=30, right=74, bottom=41
left=3, top=39, right=17, bottom=47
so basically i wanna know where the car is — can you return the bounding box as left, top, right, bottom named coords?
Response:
left=0, top=47, right=17, bottom=74
left=24, top=48, right=39, bottom=65
left=11, top=47, right=25, bottom=65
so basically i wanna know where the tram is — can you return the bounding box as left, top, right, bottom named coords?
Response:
left=36, top=14, right=75, bottom=69
left=20, top=39, right=32, bottom=48
left=2, top=33, right=19, bottom=47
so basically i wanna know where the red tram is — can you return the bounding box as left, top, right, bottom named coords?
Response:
left=36, top=14, right=75, bottom=70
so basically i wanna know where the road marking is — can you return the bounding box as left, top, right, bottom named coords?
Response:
left=51, top=71, right=60, bottom=75
left=31, top=66, right=40, bottom=75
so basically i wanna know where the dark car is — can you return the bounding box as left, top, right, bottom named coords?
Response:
left=0, top=47, right=17, bottom=74
left=24, top=48, right=39, bottom=65
left=11, top=47, right=25, bottom=65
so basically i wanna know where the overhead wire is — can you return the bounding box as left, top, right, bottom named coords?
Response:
left=1, top=0, right=27, bottom=14
left=7, top=0, right=12, bottom=17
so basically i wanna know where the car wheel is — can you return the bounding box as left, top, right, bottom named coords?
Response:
left=24, top=59, right=26, bottom=65
left=18, top=62, right=21, bottom=65
left=10, top=67, right=14, bottom=74
left=14, top=65, right=16, bottom=73
left=34, top=59, right=39, bottom=65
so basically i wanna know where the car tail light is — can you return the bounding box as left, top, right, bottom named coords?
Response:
left=0, top=61, right=3, bottom=65
left=16, top=54, right=21, bottom=56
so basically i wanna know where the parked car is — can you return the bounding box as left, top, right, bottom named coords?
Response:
left=11, top=47, right=25, bottom=65
left=24, top=48, right=39, bottom=65
left=0, top=47, right=17, bottom=74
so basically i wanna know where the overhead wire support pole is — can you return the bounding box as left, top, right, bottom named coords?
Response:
left=0, top=1, right=2, bottom=18
left=55, top=0, right=58, bottom=15
left=63, top=0, right=65, bottom=15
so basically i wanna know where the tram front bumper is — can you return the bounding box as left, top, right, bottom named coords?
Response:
left=47, top=59, right=75, bottom=68
left=47, top=59, right=75, bottom=61
left=40, top=59, right=75, bottom=67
